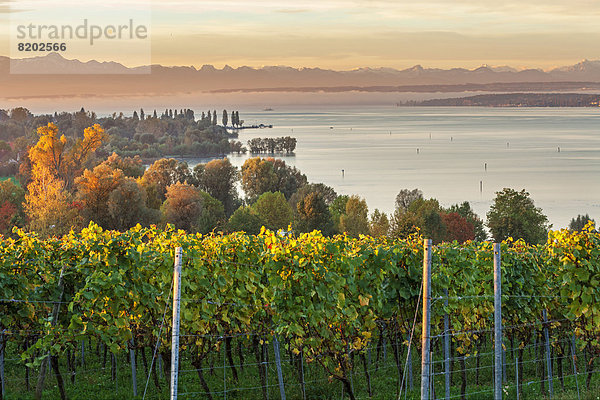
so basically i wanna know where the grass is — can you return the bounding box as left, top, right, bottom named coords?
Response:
left=3, top=335, right=600, bottom=400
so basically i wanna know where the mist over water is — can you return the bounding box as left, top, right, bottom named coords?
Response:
left=189, top=106, right=600, bottom=229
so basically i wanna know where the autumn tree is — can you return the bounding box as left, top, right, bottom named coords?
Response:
left=339, top=195, right=369, bottom=237
left=295, top=191, right=334, bottom=235
left=161, top=182, right=224, bottom=233
left=369, top=209, right=390, bottom=237
left=100, top=152, right=145, bottom=178
left=194, top=158, right=240, bottom=215
left=28, top=122, right=106, bottom=188
left=75, top=164, right=125, bottom=227
left=446, top=201, right=487, bottom=241
left=441, top=212, right=474, bottom=243
left=25, top=166, right=79, bottom=236
left=486, top=188, right=549, bottom=244
left=241, top=157, right=307, bottom=201
left=241, top=157, right=278, bottom=200
left=389, top=210, right=420, bottom=239
left=141, top=158, right=192, bottom=208
left=107, top=178, right=155, bottom=230
left=290, top=183, right=337, bottom=234
left=289, top=183, right=337, bottom=211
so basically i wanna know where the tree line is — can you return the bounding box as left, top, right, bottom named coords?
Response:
left=0, top=107, right=245, bottom=164
left=247, top=137, right=297, bottom=154
left=1, top=121, right=594, bottom=243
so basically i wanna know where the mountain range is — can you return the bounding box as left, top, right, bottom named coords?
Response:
left=2, top=53, right=600, bottom=99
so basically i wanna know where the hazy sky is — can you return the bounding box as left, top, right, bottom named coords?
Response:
left=1, top=0, right=600, bottom=69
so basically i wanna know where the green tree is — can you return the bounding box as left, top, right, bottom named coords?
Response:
left=395, top=188, right=423, bottom=212
left=369, top=209, right=389, bottom=237
left=194, top=158, right=239, bottom=216
left=269, top=158, right=307, bottom=199
left=339, top=195, right=369, bottom=237
left=329, top=195, right=349, bottom=233
left=389, top=209, right=420, bottom=238
left=222, top=110, right=228, bottom=127
left=408, top=198, right=446, bottom=244
left=289, top=183, right=337, bottom=210
left=0, top=179, right=26, bottom=234
left=212, top=110, right=217, bottom=126
left=227, top=206, right=265, bottom=235
left=250, top=191, right=293, bottom=231
left=568, top=214, right=596, bottom=232
left=486, top=188, right=550, bottom=244
left=197, top=190, right=225, bottom=233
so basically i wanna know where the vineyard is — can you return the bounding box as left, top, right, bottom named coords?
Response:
left=1, top=223, right=600, bottom=399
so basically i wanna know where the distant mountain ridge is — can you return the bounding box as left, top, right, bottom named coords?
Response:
left=2, top=53, right=600, bottom=98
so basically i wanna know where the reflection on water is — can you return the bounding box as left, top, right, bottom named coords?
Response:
left=181, top=106, right=600, bottom=229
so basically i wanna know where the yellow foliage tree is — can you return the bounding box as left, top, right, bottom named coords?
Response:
left=28, top=122, right=106, bottom=188
left=25, top=122, right=105, bottom=235
left=24, top=166, right=79, bottom=236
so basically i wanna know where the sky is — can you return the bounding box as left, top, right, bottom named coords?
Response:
left=1, top=0, right=600, bottom=70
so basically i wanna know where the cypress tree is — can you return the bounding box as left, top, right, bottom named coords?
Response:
left=222, top=110, right=228, bottom=126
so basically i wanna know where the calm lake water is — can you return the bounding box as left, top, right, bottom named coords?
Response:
left=188, top=106, right=600, bottom=229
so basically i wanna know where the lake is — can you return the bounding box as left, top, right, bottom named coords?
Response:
left=187, top=106, right=600, bottom=229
